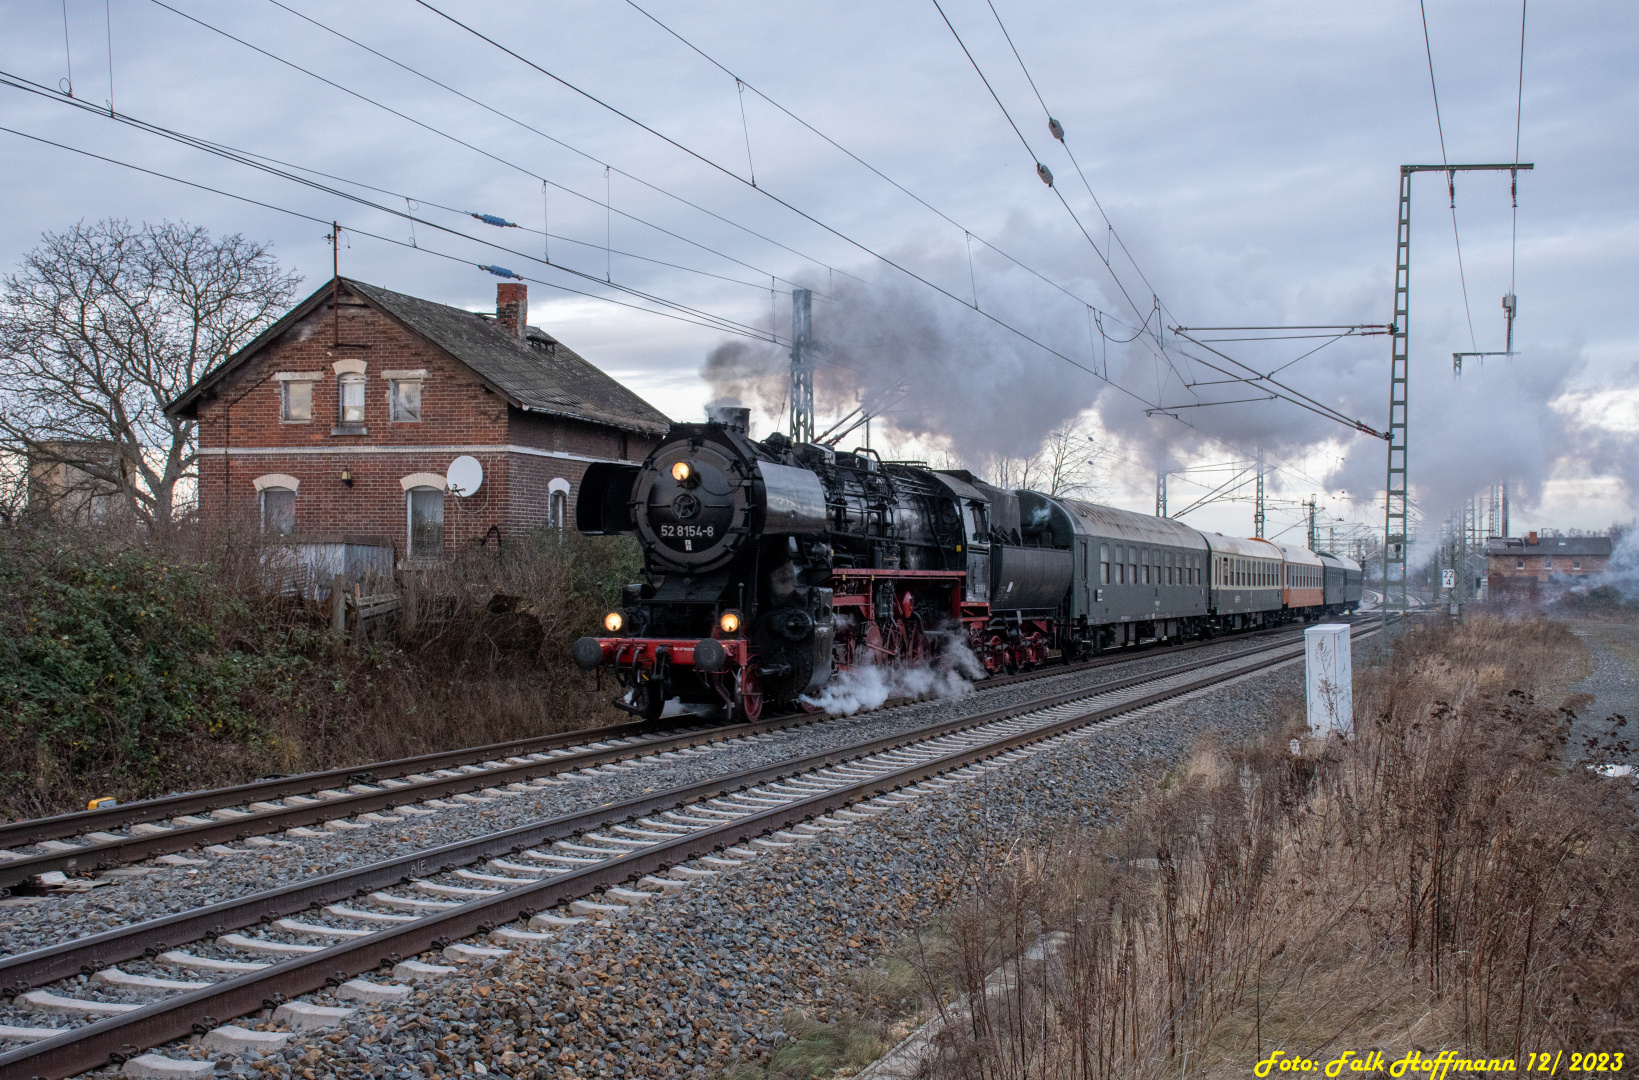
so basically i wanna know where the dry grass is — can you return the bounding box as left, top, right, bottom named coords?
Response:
left=903, top=616, right=1637, bottom=1078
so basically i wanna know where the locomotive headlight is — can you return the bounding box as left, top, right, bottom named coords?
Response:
left=670, top=461, right=692, bottom=483
left=718, top=610, right=742, bottom=634
left=603, top=611, right=625, bottom=633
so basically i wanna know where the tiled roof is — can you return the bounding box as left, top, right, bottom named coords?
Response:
left=349, top=281, right=668, bottom=436
left=1484, top=536, right=1613, bottom=556
left=168, top=278, right=670, bottom=436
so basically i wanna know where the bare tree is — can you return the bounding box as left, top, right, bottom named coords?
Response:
left=0, top=220, right=301, bottom=526
left=986, top=420, right=1109, bottom=499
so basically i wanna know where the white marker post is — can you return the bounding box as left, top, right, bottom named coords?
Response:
left=1304, top=624, right=1353, bottom=738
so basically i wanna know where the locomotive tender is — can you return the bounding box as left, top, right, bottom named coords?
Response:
left=573, top=409, right=1361, bottom=721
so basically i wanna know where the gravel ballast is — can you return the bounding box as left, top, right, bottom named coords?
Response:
left=61, top=630, right=1393, bottom=1079
left=0, top=632, right=1305, bottom=961
left=1565, top=621, right=1639, bottom=770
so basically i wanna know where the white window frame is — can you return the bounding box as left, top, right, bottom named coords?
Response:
left=252, top=474, right=300, bottom=534
left=383, top=369, right=427, bottom=423
left=338, top=373, right=366, bottom=425
left=406, top=487, right=445, bottom=559
left=547, top=477, right=571, bottom=529
left=275, top=373, right=318, bottom=423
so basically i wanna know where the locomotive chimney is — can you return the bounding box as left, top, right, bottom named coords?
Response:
left=495, top=282, right=527, bottom=338
left=707, top=404, right=751, bottom=433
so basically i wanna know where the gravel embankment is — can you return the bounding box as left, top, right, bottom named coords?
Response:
left=1565, top=621, right=1639, bottom=769
left=0, top=634, right=1296, bottom=960
left=72, top=631, right=1391, bottom=1080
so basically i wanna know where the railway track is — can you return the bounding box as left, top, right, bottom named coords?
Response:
left=0, top=618, right=1355, bottom=892
left=0, top=620, right=1383, bottom=1078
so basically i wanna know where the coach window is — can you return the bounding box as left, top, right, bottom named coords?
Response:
left=1100, top=544, right=1110, bottom=584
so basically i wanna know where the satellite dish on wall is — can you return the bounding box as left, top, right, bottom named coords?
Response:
left=447, top=456, right=483, bottom=497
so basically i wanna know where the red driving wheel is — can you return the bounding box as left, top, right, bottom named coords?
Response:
left=735, top=666, right=764, bottom=723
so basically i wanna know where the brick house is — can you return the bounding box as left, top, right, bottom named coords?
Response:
left=167, top=277, right=669, bottom=562
left=1484, top=532, right=1613, bottom=603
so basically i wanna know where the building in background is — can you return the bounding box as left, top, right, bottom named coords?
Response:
left=167, top=278, right=669, bottom=565
left=25, top=440, right=133, bottom=524
left=1485, top=531, right=1613, bottom=604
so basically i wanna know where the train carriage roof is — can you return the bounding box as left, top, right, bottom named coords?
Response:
left=1049, top=497, right=1210, bottom=550
left=1317, top=552, right=1363, bottom=573
left=1202, top=533, right=1285, bottom=560
left=1272, top=542, right=1325, bottom=568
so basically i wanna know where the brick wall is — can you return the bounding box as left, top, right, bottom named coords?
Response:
left=195, top=289, right=655, bottom=558
left=1487, top=553, right=1609, bottom=582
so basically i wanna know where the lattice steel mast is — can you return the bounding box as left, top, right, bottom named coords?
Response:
left=1383, top=163, right=1531, bottom=616
left=788, top=288, right=814, bottom=443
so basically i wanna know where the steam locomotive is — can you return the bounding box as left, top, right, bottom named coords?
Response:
left=573, top=408, right=1361, bottom=721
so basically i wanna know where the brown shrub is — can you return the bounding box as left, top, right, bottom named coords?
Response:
left=0, top=519, right=637, bottom=818
left=907, top=616, right=1637, bottom=1079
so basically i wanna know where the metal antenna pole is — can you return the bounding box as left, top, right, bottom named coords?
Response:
left=788, top=288, right=814, bottom=443
left=1253, top=448, right=1266, bottom=538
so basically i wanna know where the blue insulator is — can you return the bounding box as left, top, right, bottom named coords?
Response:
left=471, top=213, right=518, bottom=228
left=478, top=264, right=521, bottom=279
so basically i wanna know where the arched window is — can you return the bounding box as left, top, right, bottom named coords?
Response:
left=547, top=477, right=571, bottom=529
left=407, top=486, right=445, bottom=558
left=253, top=474, right=300, bottom=535
left=261, top=488, right=295, bottom=534
left=338, top=373, right=365, bottom=425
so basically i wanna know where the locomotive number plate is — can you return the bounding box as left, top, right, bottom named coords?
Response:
left=660, top=524, right=716, bottom=538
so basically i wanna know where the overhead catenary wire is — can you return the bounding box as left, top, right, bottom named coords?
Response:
left=154, top=0, right=831, bottom=300
left=618, top=0, right=1154, bottom=342
left=0, top=71, right=779, bottom=342
left=408, top=0, right=1202, bottom=424
left=1511, top=1, right=1526, bottom=299
left=1418, top=0, right=1479, bottom=352
left=261, top=0, right=847, bottom=294
left=420, top=1, right=1347, bottom=493
left=935, top=0, right=1191, bottom=393
left=1, top=66, right=803, bottom=300
left=153, top=0, right=1342, bottom=502
left=616, top=2, right=1357, bottom=494
left=0, top=123, right=786, bottom=346
left=977, top=0, right=1181, bottom=339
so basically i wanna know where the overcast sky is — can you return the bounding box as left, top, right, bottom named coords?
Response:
left=2, top=0, right=1634, bottom=548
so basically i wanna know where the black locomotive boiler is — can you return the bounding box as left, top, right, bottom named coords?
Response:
left=573, top=409, right=1361, bottom=720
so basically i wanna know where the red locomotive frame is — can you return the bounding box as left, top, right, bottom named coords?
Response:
left=585, top=566, right=1065, bottom=721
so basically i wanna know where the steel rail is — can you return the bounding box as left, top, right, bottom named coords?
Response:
left=0, top=619, right=1351, bottom=888
left=0, top=624, right=1378, bottom=1080
left=0, top=627, right=1337, bottom=995
left=0, top=614, right=1334, bottom=850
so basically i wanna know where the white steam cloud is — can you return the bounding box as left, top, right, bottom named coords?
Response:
left=701, top=220, right=1638, bottom=546
left=800, top=631, right=985, bottom=717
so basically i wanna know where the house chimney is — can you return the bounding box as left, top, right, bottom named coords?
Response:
left=1527, top=530, right=1538, bottom=545
left=496, top=282, right=527, bottom=338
